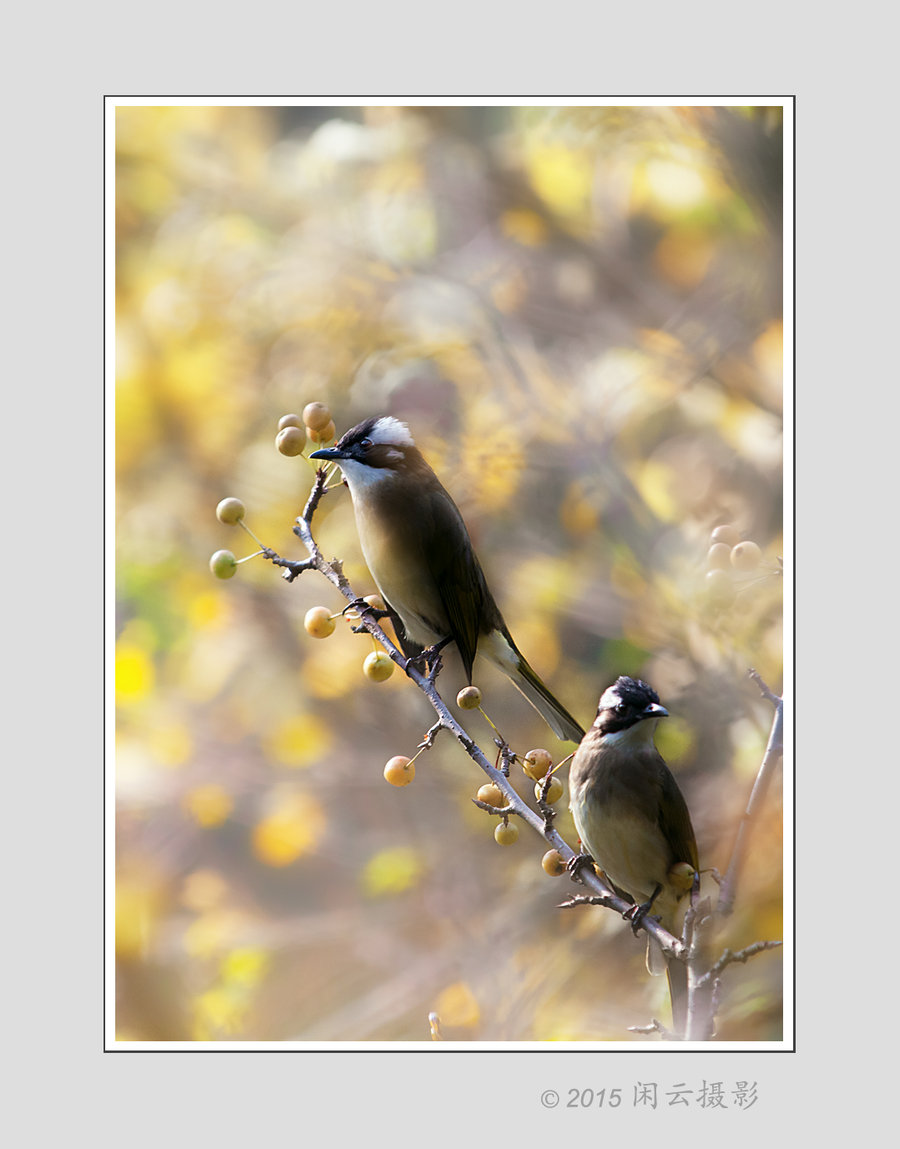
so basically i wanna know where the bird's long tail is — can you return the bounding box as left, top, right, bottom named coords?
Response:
left=481, top=631, right=585, bottom=742
left=665, top=955, right=688, bottom=1036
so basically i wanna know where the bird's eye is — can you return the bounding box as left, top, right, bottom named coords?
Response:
left=614, top=703, right=628, bottom=716
left=360, top=438, right=373, bottom=450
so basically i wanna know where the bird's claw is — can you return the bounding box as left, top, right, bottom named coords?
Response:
left=403, top=649, right=443, bottom=681
left=404, top=637, right=451, bottom=682
left=623, top=899, right=661, bottom=936
left=566, top=853, right=596, bottom=882
left=346, top=598, right=391, bottom=633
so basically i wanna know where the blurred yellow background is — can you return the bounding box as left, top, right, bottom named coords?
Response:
left=114, top=104, right=784, bottom=1042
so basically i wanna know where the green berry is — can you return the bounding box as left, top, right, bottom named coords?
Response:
left=494, top=821, right=519, bottom=845
left=209, top=550, right=238, bottom=579
left=215, top=497, right=246, bottom=525
left=363, top=651, right=395, bottom=682
left=536, top=775, right=564, bottom=804
left=457, top=686, right=482, bottom=710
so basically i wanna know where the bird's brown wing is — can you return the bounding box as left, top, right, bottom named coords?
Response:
left=656, top=761, right=699, bottom=871
left=422, top=484, right=488, bottom=682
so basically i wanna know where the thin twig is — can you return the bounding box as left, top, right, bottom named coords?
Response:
left=696, top=940, right=783, bottom=987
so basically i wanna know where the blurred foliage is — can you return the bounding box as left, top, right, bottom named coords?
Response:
left=115, top=104, right=784, bottom=1043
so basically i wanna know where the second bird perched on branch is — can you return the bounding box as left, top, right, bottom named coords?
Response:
left=311, top=415, right=585, bottom=743
left=568, top=676, right=699, bottom=1031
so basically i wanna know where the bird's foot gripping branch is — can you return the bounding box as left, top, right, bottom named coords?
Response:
left=209, top=401, right=784, bottom=1042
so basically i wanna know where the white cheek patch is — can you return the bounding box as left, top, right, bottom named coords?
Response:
left=336, top=457, right=396, bottom=493
left=368, top=417, right=415, bottom=448
left=601, top=720, right=659, bottom=750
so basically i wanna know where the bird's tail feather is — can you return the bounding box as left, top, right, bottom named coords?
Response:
left=647, top=934, right=688, bottom=1036
left=480, top=632, right=585, bottom=741
left=511, top=658, right=586, bottom=742
left=665, top=956, right=688, bottom=1036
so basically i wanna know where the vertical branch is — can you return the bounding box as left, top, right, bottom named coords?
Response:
left=683, top=898, right=715, bottom=1041
left=717, top=670, right=784, bottom=917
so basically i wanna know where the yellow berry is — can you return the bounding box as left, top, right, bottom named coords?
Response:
left=494, top=821, right=519, bottom=846
left=306, top=420, right=336, bottom=445
left=710, top=524, right=740, bottom=547
left=476, top=783, right=504, bottom=807
left=535, top=775, right=564, bottom=804
left=364, top=594, right=386, bottom=612
left=278, top=413, right=303, bottom=431
left=304, top=606, right=336, bottom=638
left=541, top=849, right=566, bottom=877
left=705, top=568, right=734, bottom=604
left=384, top=755, right=414, bottom=786
left=276, top=426, right=306, bottom=456
left=302, top=402, right=332, bottom=431
left=522, top=748, right=552, bottom=780
left=457, top=686, right=482, bottom=710
left=706, top=542, right=731, bottom=571
left=215, top=497, right=246, bottom=525
left=669, top=861, right=696, bottom=891
left=731, top=540, right=762, bottom=571
left=209, top=550, right=238, bottom=579
left=363, top=651, right=394, bottom=681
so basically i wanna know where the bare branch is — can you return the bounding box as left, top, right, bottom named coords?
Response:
left=696, top=940, right=783, bottom=987
left=558, top=893, right=618, bottom=912
left=682, top=897, right=715, bottom=1041
left=471, top=798, right=516, bottom=816
left=717, top=669, right=784, bottom=917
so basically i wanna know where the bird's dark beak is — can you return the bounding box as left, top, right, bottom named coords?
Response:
left=309, top=446, right=345, bottom=461
left=644, top=703, right=669, bottom=719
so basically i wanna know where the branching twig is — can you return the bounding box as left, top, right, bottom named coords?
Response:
left=697, top=940, right=784, bottom=987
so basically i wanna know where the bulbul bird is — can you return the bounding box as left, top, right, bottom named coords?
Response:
left=568, top=675, right=698, bottom=1030
left=310, top=415, right=585, bottom=742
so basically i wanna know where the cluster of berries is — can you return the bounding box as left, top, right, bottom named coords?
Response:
left=275, top=402, right=336, bottom=457
left=703, top=524, right=771, bottom=605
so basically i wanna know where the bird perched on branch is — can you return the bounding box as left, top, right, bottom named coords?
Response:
left=568, top=676, right=698, bottom=1030
left=310, top=415, right=585, bottom=742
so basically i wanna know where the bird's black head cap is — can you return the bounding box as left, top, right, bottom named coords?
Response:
left=595, top=676, right=667, bottom=734
left=310, top=415, right=423, bottom=472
